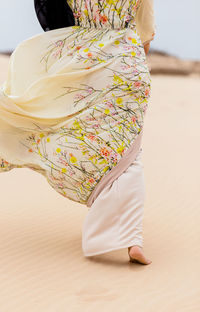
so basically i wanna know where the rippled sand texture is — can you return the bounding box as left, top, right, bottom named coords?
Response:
left=0, top=54, right=200, bottom=311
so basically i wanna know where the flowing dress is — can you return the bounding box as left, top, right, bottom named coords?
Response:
left=0, top=0, right=155, bottom=209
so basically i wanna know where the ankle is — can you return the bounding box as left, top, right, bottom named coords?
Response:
left=128, top=245, right=143, bottom=250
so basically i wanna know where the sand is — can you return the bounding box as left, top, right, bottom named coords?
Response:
left=0, top=54, right=200, bottom=311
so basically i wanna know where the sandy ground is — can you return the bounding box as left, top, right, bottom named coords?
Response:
left=0, top=54, right=200, bottom=311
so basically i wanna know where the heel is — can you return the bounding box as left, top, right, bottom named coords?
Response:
left=128, top=246, right=141, bottom=263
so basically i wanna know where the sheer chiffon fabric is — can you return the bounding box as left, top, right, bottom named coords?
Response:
left=0, top=0, right=156, bottom=206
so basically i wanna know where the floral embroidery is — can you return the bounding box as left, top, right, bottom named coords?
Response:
left=0, top=159, right=13, bottom=171
left=67, top=0, right=141, bottom=29
left=0, top=0, right=152, bottom=205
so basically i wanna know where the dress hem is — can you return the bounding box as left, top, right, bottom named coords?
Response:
left=82, top=240, right=143, bottom=257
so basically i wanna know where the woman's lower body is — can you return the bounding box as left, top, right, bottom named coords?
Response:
left=82, top=147, right=145, bottom=256
left=0, top=26, right=152, bottom=263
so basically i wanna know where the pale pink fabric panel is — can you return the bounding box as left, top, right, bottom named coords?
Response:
left=82, top=147, right=145, bottom=256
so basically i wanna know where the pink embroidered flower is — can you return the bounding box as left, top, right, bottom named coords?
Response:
left=86, top=86, right=93, bottom=94
left=125, top=15, right=132, bottom=22
left=59, top=158, right=69, bottom=167
left=134, top=81, right=142, bottom=88
left=123, top=45, right=132, bottom=51
left=92, top=123, right=100, bottom=129
left=99, top=15, right=108, bottom=24
left=111, top=156, right=118, bottom=164
left=131, top=116, right=136, bottom=123
left=53, top=50, right=62, bottom=58
left=55, top=40, right=64, bottom=47
left=87, top=134, right=96, bottom=141
left=100, top=147, right=110, bottom=157
left=88, top=178, right=95, bottom=184
left=121, top=65, right=130, bottom=70
left=74, top=93, right=85, bottom=100
left=107, top=102, right=114, bottom=108
left=104, top=100, right=113, bottom=108
left=73, top=11, right=81, bottom=18
left=143, top=103, right=148, bottom=113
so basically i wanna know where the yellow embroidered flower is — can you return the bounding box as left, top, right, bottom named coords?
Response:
left=84, top=9, right=88, bottom=16
left=83, top=48, right=89, bottom=52
left=114, top=40, right=120, bottom=45
left=62, top=168, right=67, bottom=173
left=116, top=97, right=123, bottom=104
left=76, top=136, right=84, bottom=140
left=98, top=43, right=104, bottom=47
left=103, top=166, right=109, bottom=173
left=106, top=0, right=114, bottom=4
left=116, top=8, right=122, bottom=15
left=73, top=120, right=81, bottom=129
left=97, top=56, right=106, bottom=63
left=113, top=74, right=124, bottom=84
left=46, top=137, right=50, bottom=143
left=99, top=159, right=107, bottom=164
left=38, top=148, right=42, bottom=157
left=56, top=148, right=61, bottom=153
left=39, top=133, right=45, bottom=138
left=123, top=85, right=132, bottom=91
left=118, top=125, right=122, bottom=131
left=117, top=145, right=125, bottom=154
left=131, top=51, right=136, bottom=56
left=70, top=156, right=77, bottom=163
left=90, top=38, right=97, bottom=43
left=104, top=108, right=110, bottom=115
left=132, top=38, right=137, bottom=44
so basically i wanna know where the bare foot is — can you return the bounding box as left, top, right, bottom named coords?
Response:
left=128, top=246, right=152, bottom=265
